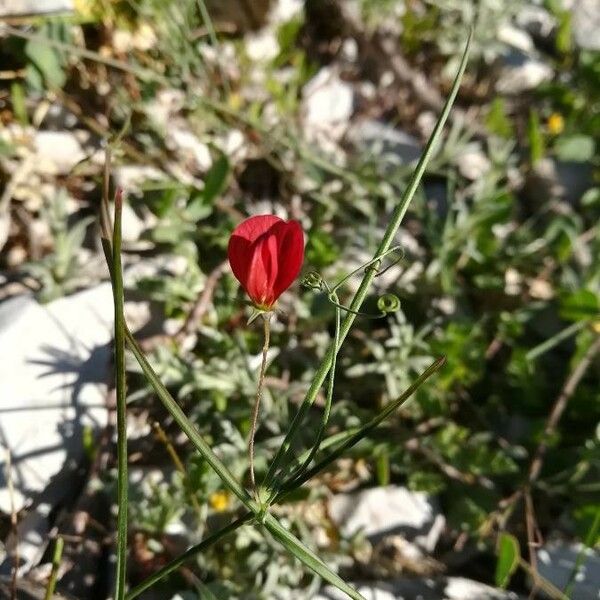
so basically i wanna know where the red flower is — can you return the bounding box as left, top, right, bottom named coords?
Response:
left=228, top=215, right=304, bottom=310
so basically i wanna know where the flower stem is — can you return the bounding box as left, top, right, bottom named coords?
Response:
left=249, top=312, right=272, bottom=496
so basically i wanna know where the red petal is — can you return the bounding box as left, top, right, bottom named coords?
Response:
left=227, top=215, right=304, bottom=308
left=272, top=221, right=304, bottom=301
left=245, top=225, right=281, bottom=306
left=228, top=215, right=282, bottom=291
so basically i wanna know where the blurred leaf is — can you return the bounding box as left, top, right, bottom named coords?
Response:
left=408, top=470, right=445, bottom=494
left=528, top=110, right=545, bottom=165
left=581, top=188, right=600, bottom=207
left=10, top=82, right=28, bottom=125
left=554, top=135, right=595, bottom=162
left=495, top=532, right=520, bottom=588
left=25, top=29, right=66, bottom=90
left=572, top=504, right=600, bottom=547
left=560, top=290, right=600, bottom=321
left=486, top=98, right=513, bottom=139
left=555, top=8, right=572, bottom=55
left=203, top=155, right=230, bottom=204
left=375, top=448, right=390, bottom=486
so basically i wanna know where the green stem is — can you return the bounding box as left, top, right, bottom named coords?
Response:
left=263, top=29, right=472, bottom=492
left=526, top=320, right=588, bottom=361
left=125, top=515, right=252, bottom=600
left=44, top=537, right=64, bottom=600
left=249, top=313, right=272, bottom=495
left=112, top=189, right=128, bottom=600
left=125, top=355, right=445, bottom=598
left=280, top=357, right=446, bottom=495
left=275, top=299, right=341, bottom=497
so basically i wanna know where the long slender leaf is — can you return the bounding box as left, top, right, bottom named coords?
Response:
left=282, top=357, right=446, bottom=493
left=263, top=514, right=364, bottom=600
left=125, top=515, right=252, bottom=600
left=495, top=532, right=520, bottom=588
left=126, top=356, right=444, bottom=596
left=110, top=190, right=128, bottom=600
left=264, top=29, right=473, bottom=492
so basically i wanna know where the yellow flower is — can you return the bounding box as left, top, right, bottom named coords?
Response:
left=547, top=113, right=564, bottom=135
left=591, top=321, right=600, bottom=334
left=209, top=490, right=231, bottom=512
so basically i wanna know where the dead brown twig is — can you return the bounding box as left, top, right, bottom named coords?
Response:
left=490, top=334, right=600, bottom=589
left=528, top=334, right=600, bottom=484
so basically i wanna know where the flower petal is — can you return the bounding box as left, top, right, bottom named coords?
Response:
left=228, top=215, right=282, bottom=290
left=272, top=221, right=304, bottom=301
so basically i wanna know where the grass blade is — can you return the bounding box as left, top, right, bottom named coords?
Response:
left=110, top=188, right=128, bottom=600
left=263, top=514, right=365, bottom=600
left=123, top=326, right=256, bottom=509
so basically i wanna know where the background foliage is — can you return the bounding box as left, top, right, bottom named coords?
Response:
left=0, top=0, right=599, bottom=598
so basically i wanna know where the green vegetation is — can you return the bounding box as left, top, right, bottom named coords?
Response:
left=0, top=0, right=598, bottom=598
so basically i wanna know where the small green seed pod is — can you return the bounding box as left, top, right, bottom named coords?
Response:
left=377, top=293, right=401, bottom=314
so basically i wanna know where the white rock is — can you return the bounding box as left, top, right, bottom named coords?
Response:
left=456, top=147, right=492, bottom=180
left=215, top=129, right=246, bottom=162
left=496, top=57, right=553, bottom=94
left=33, top=131, right=86, bottom=175
left=328, top=486, right=445, bottom=551
left=315, top=577, right=521, bottom=600
left=0, top=0, right=72, bottom=16
left=516, top=6, right=556, bottom=39
left=0, top=287, right=112, bottom=514
left=571, top=0, right=600, bottom=50
left=537, top=542, right=600, bottom=599
left=246, top=29, right=280, bottom=62
left=497, top=23, right=534, bottom=52
left=168, top=129, right=213, bottom=172
left=145, top=89, right=186, bottom=130
left=269, top=0, right=303, bottom=24
left=348, top=120, right=421, bottom=167
left=112, top=164, right=166, bottom=193
left=303, top=67, right=354, bottom=131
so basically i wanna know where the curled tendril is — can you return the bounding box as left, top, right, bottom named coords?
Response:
left=303, top=247, right=403, bottom=320
left=377, top=293, right=401, bottom=314
left=301, top=271, right=325, bottom=291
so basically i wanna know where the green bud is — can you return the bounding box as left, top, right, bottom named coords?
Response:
left=301, top=271, right=324, bottom=290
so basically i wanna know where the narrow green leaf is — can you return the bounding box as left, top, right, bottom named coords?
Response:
left=125, top=357, right=444, bottom=596
left=203, top=154, right=230, bottom=203
left=123, top=326, right=256, bottom=510
left=526, top=320, right=587, bottom=361
left=263, top=515, right=365, bottom=600
left=10, top=82, right=28, bottom=126
left=283, top=357, right=446, bottom=493
left=495, top=533, right=520, bottom=588
left=44, top=536, right=64, bottom=600
left=109, top=189, right=128, bottom=600
left=25, top=39, right=66, bottom=89
left=125, top=515, right=252, bottom=600
left=554, top=135, right=595, bottom=163
left=528, top=110, right=545, bottom=165
left=264, top=29, right=473, bottom=492
left=376, top=449, right=390, bottom=487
